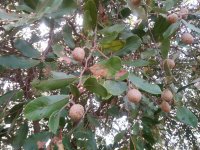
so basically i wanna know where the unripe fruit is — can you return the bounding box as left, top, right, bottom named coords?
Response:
left=161, top=89, right=173, bottom=102
left=160, top=101, right=171, bottom=113
left=181, top=33, right=194, bottom=44
left=127, top=89, right=142, bottom=104
left=163, top=59, right=175, bottom=69
left=179, top=8, right=189, bottom=19
left=69, top=104, right=84, bottom=122
left=167, top=13, right=179, bottom=24
left=72, top=47, right=85, bottom=62
left=131, top=0, right=141, bottom=6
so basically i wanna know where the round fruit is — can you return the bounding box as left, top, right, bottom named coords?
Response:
left=127, top=89, right=142, bottom=104
left=131, top=0, right=141, bottom=6
left=72, top=47, right=85, bottom=62
left=163, top=59, right=175, bottom=69
left=160, top=101, right=171, bottom=113
left=167, top=13, right=179, bottom=24
left=161, top=89, right=173, bottom=102
left=69, top=104, right=84, bottom=122
left=181, top=33, right=194, bottom=44
left=179, top=8, right=189, bottom=19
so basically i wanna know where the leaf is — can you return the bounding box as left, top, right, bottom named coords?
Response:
left=63, top=136, right=74, bottom=150
left=104, top=80, right=127, bottom=96
left=52, top=44, right=65, bottom=57
left=176, top=107, right=198, bottom=128
left=70, top=84, right=80, bottom=98
left=120, top=8, right=131, bottom=18
left=115, top=35, right=142, bottom=56
left=0, top=90, right=22, bottom=105
left=48, top=110, right=61, bottom=134
left=24, top=0, right=40, bottom=10
left=129, top=74, right=161, bottom=94
left=87, top=114, right=100, bottom=127
left=83, top=77, right=108, bottom=97
left=101, top=40, right=125, bottom=52
left=31, top=75, right=77, bottom=91
left=23, top=132, right=52, bottom=150
left=0, top=9, right=19, bottom=20
left=182, top=20, right=200, bottom=34
left=152, top=16, right=170, bottom=41
left=141, top=49, right=157, bottom=59
left=0, top=55, right=40, bottom=69
left=63, top=25, right=75, bottom=49
left=24, top=95, right=69, bottom=121
left=123, top=60, right=149, bottom=67
left=103, top=56, right=122, bottom=75
left=163, top=0, right=175, bottom=11
left=114, top=131, right=126, bottom=143
left=12, top=122, right=28, bottom=149
left=163, top=22, right=180, bottom=39
left=100, top=32, right=119, bottom=44
left=100, top=24, right=125, bottom=35
left=161, top=38, right=170, bottom=59
left=14, top=39, right=41, bottom=58
left=83, top=0, right=97, bottom=30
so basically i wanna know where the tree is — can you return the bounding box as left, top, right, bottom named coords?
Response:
left=0, top=0, right=200, bottom=149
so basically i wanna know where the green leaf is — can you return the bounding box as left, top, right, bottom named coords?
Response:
left=87, top=113, right=100, bottom=127
left=0, top=90, right=22, bottom=105
left=70, top=84, right=80, bottom=98
left=24, top=0, right=40, bottom=10
left=115, top=35, right=142, bottom=56
left=84, top=77, right=108, bottom=97
left=104, top=80, right=127, bottom=96
left=0, top=55, right=40, bottom=69
left=83, top=0, right=97, bottom=31
left=14, top=39, right=41, bottom=58
left=114, top=131, right=126, bottom=143
left=31, top=75, right=76, bottom=91
left=63, top=136, right=74, bottom=150
left=161, top=38, right=170, bottom=59
left=102, top=40, right=125, bottom=52
left=123, top=60, right=149, bottom=67
left=100, top=24, right=125, bottom=35
left=100, top=32, right=119, bottom=44
left=23, top=132, right=52, bottom=150
left=163, top=22, right=180, bottom=39
left=24, top=95, right=69, bottom=121
left=152, top=16, right=170, bottom=41
left=141, top=49, right=157, bottom=59
left=48, top=110, right=61, bottom=134
left=182, top=20, right=200, bottom=34
left=0, top=9, right=19, bottom=20
left=12, top=122, right=28, bottom=149
left=129, top=74, right=161, bottom=94
left=63, top=25, right=75, bottom=49
left=52, top=44, right=65, bottom=57
left=103, top=56, right=122, bottom=75
left=163, top=0, right=175, bottom=11
left=120, top=8, right=131, bottom=18
left=176, top=107, right=198, bottom=127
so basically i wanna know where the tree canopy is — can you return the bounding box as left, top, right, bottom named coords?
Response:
left=0, top=0, right=200, bottom=149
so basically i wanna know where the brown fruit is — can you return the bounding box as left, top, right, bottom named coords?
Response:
left=163, top=59, right=175, bottom=69
left=131, top=0, right=141, bottom=6
left=161, top=89, right=173, bottom=102
left=179, top=8, right=189, bottom=19
left=181, top=33, right=194, bottom=44
left=167, top=13, right=179, bottom=24
left=127, top=89, right=142, bottom=104
left=72, top=47, right=85, bottom=62
left=89, top=64, right=108, bottom=78
left=160, top=101, right=171, bottom=113
left=69, top=104, right=84, bottom=122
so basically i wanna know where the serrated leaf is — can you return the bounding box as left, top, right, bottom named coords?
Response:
left=129, top=74, right=161, bottom=94
left=24, top=95, right=69, bottom=121
left=14, top=39, right=41, bottom=58
left=84, top=77, right=108, bottom=97
left=115, top=35, right=142, bottom=56
left=0, top=55, right=40, bottom=69
left=176, top=107, right=198, bottom=127
left=104, top=80, right=127, bottom=96
left=48, top=110, right=61, bottom=134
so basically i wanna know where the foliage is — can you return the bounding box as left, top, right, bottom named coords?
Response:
left=0, top=0, right=200, bottom=149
